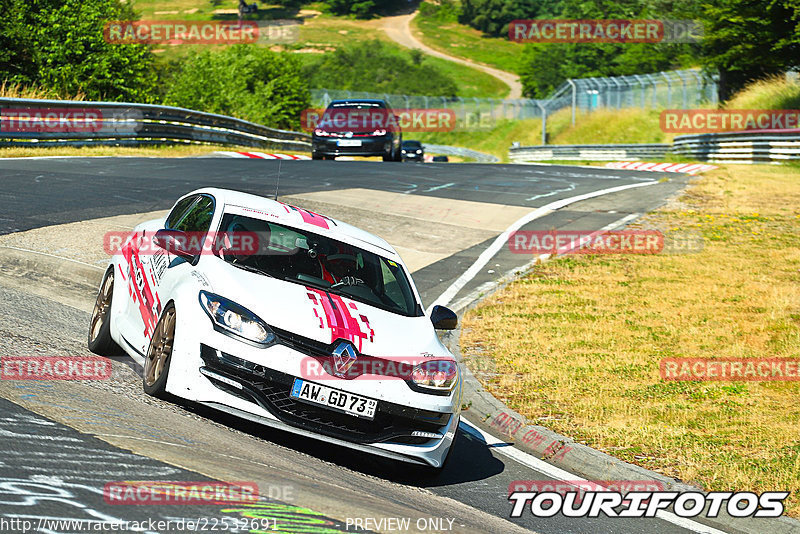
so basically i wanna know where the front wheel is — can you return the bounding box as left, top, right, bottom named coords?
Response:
left=143, top=304, right=176, bottom=399
left=88, top=267, right=121, bottom=355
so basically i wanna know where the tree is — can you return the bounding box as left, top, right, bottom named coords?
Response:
left=459, top=0, right=544, bottom=37
left=0, top=0, right=156, bottom=101
left=701, top=0, right=800, bottom=100
left=303, top=40, right=459, bottom=96
left=164, top=45, right=310, bottom=130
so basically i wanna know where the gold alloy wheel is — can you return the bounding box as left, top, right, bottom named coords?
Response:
left=144, top=307, right=175, bottom=387
left=89, top=271, right=113, bottom=342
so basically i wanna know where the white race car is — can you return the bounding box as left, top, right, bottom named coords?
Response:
left=88, top=188, right=461, bottom=468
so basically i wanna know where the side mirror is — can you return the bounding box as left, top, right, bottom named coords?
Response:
left=154, top=229, right=194, bottom=259
left=430, top=305, right=457, bottom=330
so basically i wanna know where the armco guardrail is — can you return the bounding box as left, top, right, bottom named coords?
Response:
left=0, top=98, right=311, bottom=151
left=672, top=130, right=800, bottom=162
left=509, top=143, right=671, bottom=162
left=423, top=143, right=499, bottom=163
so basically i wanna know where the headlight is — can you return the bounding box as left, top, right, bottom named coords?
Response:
left=372, top=129, right=387, bottom=136
left=416, top=149, right=422, bottom=154
left=411, top=360, right=458, bottom=392
left=199, top=291, right=275, bottom=346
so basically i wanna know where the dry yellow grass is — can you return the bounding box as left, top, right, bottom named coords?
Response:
left=461, top=164, right=800, bottom=515
left=0, top=81, right=85, bottom=100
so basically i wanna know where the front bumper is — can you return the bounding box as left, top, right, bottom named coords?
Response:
left=312, top=135, right=393, bottom=157
left=199, top=344, right=450, bottom=446
left=164, top=303, right=459, bottom=467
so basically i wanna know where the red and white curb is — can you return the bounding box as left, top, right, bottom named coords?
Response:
left=606, top=161, right=717, bottom=175
left=214, top=151, right=311, bottom=160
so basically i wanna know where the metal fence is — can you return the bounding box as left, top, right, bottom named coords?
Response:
left=312, top=68, right=718, bottom=142
left=0, top=97, right=311, bottom=151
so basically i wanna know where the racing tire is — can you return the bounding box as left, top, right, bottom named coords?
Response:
left=88, top=267, right=122, bottom=355
left=312, top=152, right=322, bottom=160
left=143, top=304, right=176, bottom=399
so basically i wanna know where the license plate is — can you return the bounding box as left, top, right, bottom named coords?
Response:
left=290, top=379, right=377, bottom=420
left=337, top=139, right=362, bottom=147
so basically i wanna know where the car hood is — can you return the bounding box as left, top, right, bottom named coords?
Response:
left=202, top=260, right=450, bottom=361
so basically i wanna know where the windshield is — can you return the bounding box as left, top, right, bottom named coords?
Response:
left=216, top=212, right=421, bottom=317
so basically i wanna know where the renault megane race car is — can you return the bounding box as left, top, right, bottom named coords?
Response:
left=88, top=188, right=461, bottom=468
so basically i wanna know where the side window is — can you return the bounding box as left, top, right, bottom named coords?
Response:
left=166, top=195, right=198, bottom=229
left=380, top=260, right=404, bottom=308
left=175, top=195, right=214, bottom=233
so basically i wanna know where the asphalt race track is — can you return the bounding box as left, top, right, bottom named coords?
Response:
left=0, top=157, right=719, bottom=534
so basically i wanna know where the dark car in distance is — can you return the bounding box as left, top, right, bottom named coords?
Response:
left=312, top=99, right=402, bottom=162
left=401, top=140, right=424, bottom=162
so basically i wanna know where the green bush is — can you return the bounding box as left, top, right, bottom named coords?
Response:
left=0, top=0, right=156, bottom=101
left=164, top=45, right=310, bottom=130
left=303, top=40, right=458, bottom=96
left=324, top=0, right=403, bottom=18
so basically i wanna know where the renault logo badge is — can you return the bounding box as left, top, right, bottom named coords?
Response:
left=331, top=341, right=357, bottom=377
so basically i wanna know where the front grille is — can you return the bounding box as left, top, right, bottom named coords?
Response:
left=200, top=345, right=449, bottom=444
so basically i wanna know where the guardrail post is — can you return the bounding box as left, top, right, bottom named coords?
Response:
left=611, top=77, right=623, bottom=109
left=710, top=72, right=720, bottom=107
left=633, top=74, right=646, bottom=108
left=675, top=71, right=688, bottom=108
left=567, top=79, right=577, bottom=125
left=689, top=70, right=703, bottom=106
left=661, top=72, right=672, bottom=108
left=645, top=73, right=658, bottom=107
left=536, top=101, right=547, bottom=145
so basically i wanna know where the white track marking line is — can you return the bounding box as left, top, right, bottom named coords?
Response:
left=460, top=420, right=729, bottom=534
left=425, top=182, right=456, bottom=192
left=427, top=180, right=658, bottom=312
left=0, top=245, right=105, bottom=270
left=446, top=212, right=639, bottom=318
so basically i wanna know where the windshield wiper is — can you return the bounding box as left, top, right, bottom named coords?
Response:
left=330, top=276, right=364, bottom=289
left=230, top=262, right=274, bottom=278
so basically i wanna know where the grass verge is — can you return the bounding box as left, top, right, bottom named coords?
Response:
left=412, top=1, right=522, bottom=75
left=0, top=145, right=308, bottom=158
left=460, top=163, right=800, bottom=515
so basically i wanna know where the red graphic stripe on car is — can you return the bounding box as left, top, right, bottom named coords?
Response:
left=306, top=288, right=371, bottom=351
left=121, top=231, right=162, bottom=338
left=280, top=202, right=332, bottom=229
